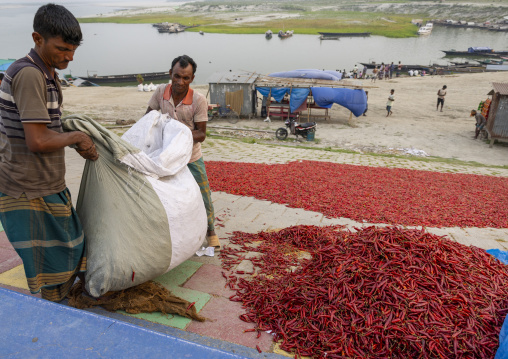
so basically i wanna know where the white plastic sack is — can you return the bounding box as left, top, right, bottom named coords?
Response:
left=137, top=83, right=144, bottom=92
left=148, top=82, right=156, bottom=91
left=121, top=111, right=207, bottom=273
left=63, top=113, right=207, bottom=297
left=143, top=84, right=150, bottom=92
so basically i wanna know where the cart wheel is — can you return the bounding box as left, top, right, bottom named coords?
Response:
left=227, top=111, right=240, bottom=124
left=276, top=128, right=288, bottom=140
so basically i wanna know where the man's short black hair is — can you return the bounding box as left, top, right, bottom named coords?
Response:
left=171, top=55, right=197, bottom=74
left=443, top=85, right=447, bottom=89
left=33, top=3, right=82, bottom=46
left=0, top=73, right=4, bottom=81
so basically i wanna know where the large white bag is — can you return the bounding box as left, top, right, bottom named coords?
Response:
left=62, top=113, right=207, bottom=297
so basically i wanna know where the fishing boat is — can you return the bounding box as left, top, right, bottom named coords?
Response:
left=478, top=59, right=504, bottom=65
left=417, top=22, right=433, bottom=35
left=199, top=31, right=204, bottom=35
left=278, top=30, right=294, bottom=38
left=441, top=47, right=508, bottom=56
left=265, top=30, right=273, bottom=39
left=318, top=32, right=371, bottom=38
left=360, top=62, right=432, bottom=72
left=78, top=71, right=169, bottom=84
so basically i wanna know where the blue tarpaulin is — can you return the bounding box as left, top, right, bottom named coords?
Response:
left=256, top=87, right=310, bottom=113
left=269, top=69, right=341, bottom=81
left=256, top=86, right=367, bottom=116
left=258, top=69, right=366, bottom=116
left=256, top=87, right=289, bottom=103
left=487, top=249, right=508, bottom=359
left=0, top=59, right=15, bottom=72
left=311, top=87, right=367, bottom=117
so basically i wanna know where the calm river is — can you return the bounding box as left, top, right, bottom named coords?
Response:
left=1, top=1, right=508, bottom=85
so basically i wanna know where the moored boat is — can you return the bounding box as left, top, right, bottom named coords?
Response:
left=78, top=71, right=169, bottom=84
left=265, top=30, right=273, bottom=39
left=278, top=30, right=294, bottom=38
left=442, top=47, right=508, bottom=56
left=417, top=22, right=433, bottom=35
left=318, top=32, right=371, bottom=38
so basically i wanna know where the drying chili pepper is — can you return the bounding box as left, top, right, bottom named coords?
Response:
left=186, top=302, right=196, bottom=311
left=256, top=345, right=262, bottom=353
left=131, top=271, right=135, bottom=282
left=206, top=160, right=508, bottom=228
left=221, top=225, right=508, bottom=358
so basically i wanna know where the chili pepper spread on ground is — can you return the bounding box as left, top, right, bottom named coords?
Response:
left=206, top=160, right=508, bottom=228
left=220, top=225, right=508, bottom=358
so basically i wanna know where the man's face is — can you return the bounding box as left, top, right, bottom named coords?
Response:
left=33, top=33, right=78, bottom=71
left=170, top=63, right=194, bottom=96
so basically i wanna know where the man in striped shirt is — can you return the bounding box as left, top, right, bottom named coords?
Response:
left=0, top=4, right=98, bottom=301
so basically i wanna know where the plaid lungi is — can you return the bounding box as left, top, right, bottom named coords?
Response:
left=0, top=188, right=86, bottom=301
left=187, top=157, right=215, bottom=232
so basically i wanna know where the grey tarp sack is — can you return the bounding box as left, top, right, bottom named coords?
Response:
left=62, top=114, right=206, bottom=297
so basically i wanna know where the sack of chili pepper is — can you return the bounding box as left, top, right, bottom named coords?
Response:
left=222, top=225, right=508, bottom=358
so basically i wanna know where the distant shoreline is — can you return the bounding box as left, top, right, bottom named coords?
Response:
left=77, top=0, right=508, bottom=39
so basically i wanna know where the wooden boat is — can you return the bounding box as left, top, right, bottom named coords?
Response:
left=360, top=62, right=432, bottom=71
left=78, top=71, right=168, bottom=84
left=442, top=47, right=508, bottom=56
left=278, top=30, right=293, bottom=38
left=318, top=32, right=370, bottom=37
left=265, top=30, right=273, bottom=39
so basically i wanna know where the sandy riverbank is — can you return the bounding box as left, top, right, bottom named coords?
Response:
left=61, top=71, right=508, bottom=167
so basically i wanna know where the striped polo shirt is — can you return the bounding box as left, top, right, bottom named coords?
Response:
left=0, top=49, right=66, bottom=199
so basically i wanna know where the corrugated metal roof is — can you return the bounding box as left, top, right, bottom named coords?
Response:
left=492, top=82, right=508, bottom=95
left=207, top=71, right=258, bottom=84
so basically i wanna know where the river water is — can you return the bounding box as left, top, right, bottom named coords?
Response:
left=2, top=1, right=508, bottom=85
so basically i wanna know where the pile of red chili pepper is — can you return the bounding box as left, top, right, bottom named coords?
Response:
left=221, top=225, right=508, bottom=358
left=206, top=160, right=508, bottom=228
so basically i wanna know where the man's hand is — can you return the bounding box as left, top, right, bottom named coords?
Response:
left=75, top=134, right=98, bottom=161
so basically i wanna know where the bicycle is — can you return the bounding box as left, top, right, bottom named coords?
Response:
left=207, top=104, right=240, bottom=124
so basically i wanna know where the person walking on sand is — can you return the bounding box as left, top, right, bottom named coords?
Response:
left=353, top=64, right=358, bottom=79
left=386, top=89, right=395, bottom=116
left=389, top=62, right=394, bottom=79
left=437, top=85, right=447, bottom=112
left=145, top=55, right=220, bottom=249
left=0, top=4, right=98, bottom=302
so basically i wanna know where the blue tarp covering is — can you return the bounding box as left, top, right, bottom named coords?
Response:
left=487, top=249, right=508, bottom=359
left=258, top=69, right=366, bottom=116
left=0, top=60, right=14, bottom=72
left=311, top=87, right=367, bottom=117
left=256, top=86, right=367, bottom=116
left=256, top=87, right=310, bottom=113
left=468, top=47, right=493, bottom=53
left=269, top=69, right=341, bottom=81
left=256, top=87, right=288, bottom=103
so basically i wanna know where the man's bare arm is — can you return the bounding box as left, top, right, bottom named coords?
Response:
left=193, top=121, right=207, bottom=143
left=23, top=123, right=98, bottom=161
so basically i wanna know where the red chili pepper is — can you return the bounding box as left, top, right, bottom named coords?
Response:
left=186, top=302, right=196, bottom=311
left=223, top=225, right=508, bottom=358
left=131, top=271, right=135, bottom=282
left=206, top=160, right=508, bottom=228
left=256, top=345, right=262, bottom=353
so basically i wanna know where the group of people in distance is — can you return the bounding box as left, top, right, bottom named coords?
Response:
left=0, top=4, right=219, bottom=302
